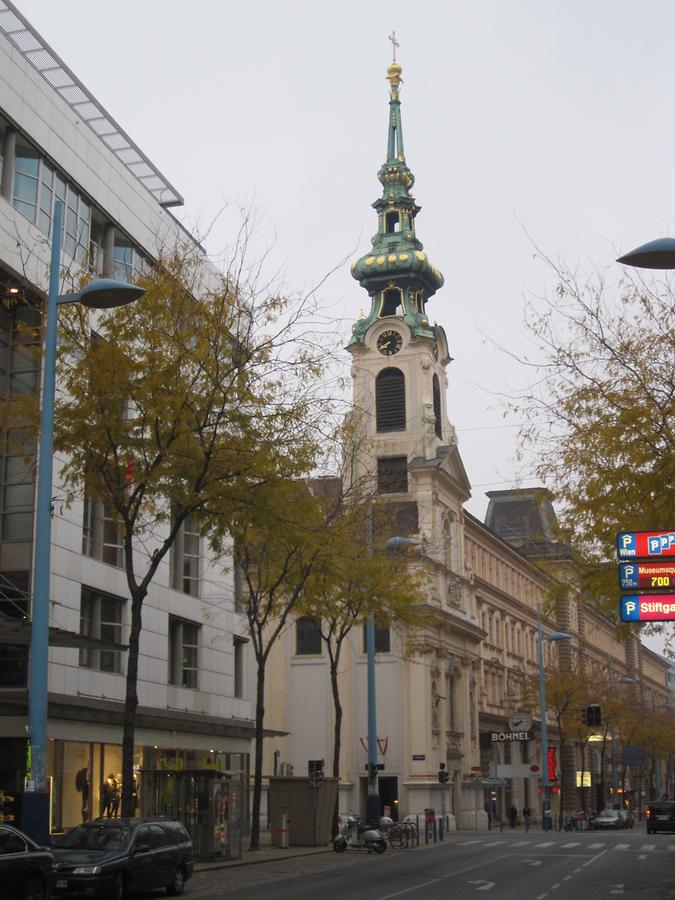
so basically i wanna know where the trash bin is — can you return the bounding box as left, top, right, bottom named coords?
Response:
left=278, top=813, right=290, bottom=848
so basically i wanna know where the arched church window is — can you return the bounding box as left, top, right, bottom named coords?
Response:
left=376, top=367, right=406, bottom=432
left=433, top=374, right=442, bottom=439
left=380, top=287, right=403, bottom=317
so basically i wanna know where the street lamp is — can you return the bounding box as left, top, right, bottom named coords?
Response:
left=537, top=607, right=571, bottom=832
left=617, top=237, right=675, bottom=269
left=24, top=199, right=145, bottom=843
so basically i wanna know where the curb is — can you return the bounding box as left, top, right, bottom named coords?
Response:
left=194, top=846, right=333, bottom=872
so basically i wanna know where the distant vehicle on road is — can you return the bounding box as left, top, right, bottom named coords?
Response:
left=646, top=800, right=675, bottom=834
left=0, top=823, right=55, bottom=900
left=590, top=809, right=624, bottom=830
left=52, top=817, right=193, bottom=900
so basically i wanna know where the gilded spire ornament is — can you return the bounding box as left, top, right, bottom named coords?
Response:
left=349, top=38, right=444, bottom=346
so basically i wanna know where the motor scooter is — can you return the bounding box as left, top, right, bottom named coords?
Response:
left=333, top=814, right=386, bottom=853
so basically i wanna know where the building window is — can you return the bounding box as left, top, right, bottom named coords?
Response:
left=113, top=240, right=150, bottom=283
left=433, top=374, right=442, bottom=439
left=0, top=571, right=29, bottom=687
left=233, top=635, right=246, bottom=698
left=1, top=299, right=41, bottom=396
left=376, top=368, right=406, bottom=432
left=82, top=497, right=123, bottom=567
left=233, top=557, right=245, bottom=613
left=168, top=616, right=200, bottom=689
left=13, top=143, right=91, bottom=262
left=296, top=617, right=322, bottom=655
left=79, top=586, right=124, bottom=673
left=170, top=513, right=200, bottom=596
left=377, top=456, right=408, bottom=493
left=362, top=621, right=390, bottom=654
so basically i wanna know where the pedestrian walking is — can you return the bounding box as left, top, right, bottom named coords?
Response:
left=522, top=805, right=531, bottom=833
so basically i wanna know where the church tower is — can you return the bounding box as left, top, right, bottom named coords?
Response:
left=347, top=42, right=471, bottom=531
left=346, top=41, right=481, bottom=825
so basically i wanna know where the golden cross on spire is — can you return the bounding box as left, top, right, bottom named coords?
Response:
left=388, top=31, right=399, bottom=63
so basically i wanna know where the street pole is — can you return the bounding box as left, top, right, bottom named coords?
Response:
left=23, top=200, right=145, bottom=843
left=537, top=609, right=551, bottom=832
left=24, top=200, right=63, bottom=843
left=537, top=607, right=571, bottom=833
left=366, top=611, right=380, bottom=825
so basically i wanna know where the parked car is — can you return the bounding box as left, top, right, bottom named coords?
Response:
left=590, top=808, right=624, bottom=829
left=52, top=817, right=193, bottom=900
left=645, top=800, right=675, bottom=834
left=0, top=823, right=55, bottom=900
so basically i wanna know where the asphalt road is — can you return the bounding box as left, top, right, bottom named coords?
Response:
left=183, top=829, right=675, bottom=900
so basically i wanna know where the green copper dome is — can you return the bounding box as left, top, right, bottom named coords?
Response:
left=349, top=44, right=444, bottom=346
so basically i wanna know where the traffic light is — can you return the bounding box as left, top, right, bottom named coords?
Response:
left=438, top=763, right=449, bottom=784
left=581, top=704, right=602, bottom=726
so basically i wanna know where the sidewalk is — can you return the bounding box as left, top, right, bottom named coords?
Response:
left=194, top=831, right=333, bottom=872
left=194, top=826, right=454, bottom=872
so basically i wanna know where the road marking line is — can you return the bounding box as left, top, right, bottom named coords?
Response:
left=535, top=841, right=554, bottom=847
left=588, top=842, right=605, bottom=848
left=614, top=843, right=629, bottom=850
left=511, top=841, right=529, bottom=846
left=483, top=841, right=505, bottom=846
left=459, top=840, right=481, bottom=845
left=551, top=884, right=561, bottom=890
left=376, top=853, right=511, bottom=900
left=668, top=845, right=675, bottom=851
left=640, top=844, right=656, bottom=851
left=561, top=842, right=579, bottom=848
left=376, top=877, right=441, bottom=899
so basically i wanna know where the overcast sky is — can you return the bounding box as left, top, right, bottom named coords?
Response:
left=13, top=2, right=675, bottom=624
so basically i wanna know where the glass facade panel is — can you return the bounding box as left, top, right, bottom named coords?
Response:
left=0, top=572, right=29, bottom=687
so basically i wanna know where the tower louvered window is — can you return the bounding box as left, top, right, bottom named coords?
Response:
left=433, top=374, right=442, bottom=439
left=376, top=367, right=406, bottom=432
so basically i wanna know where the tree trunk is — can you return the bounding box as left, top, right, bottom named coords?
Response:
left=330, top=662, right=342, bottom=780
left=330, top=660, right=342, bottom=839
left=249, top=659, right=266, bottom=851
left=121, top=589, right=145, bottom=817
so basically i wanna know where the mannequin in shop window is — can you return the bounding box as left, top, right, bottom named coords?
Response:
left=102, top=774, right=121, bottom=818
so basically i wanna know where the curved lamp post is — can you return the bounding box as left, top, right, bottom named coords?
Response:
left=617, top=237, right=675, bottom=269
left=26, top=199, right=145, bottom=842
left=537, top=608, right=571, bottom=832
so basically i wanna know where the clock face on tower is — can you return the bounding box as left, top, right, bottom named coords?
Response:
left=376, top=329, right=403, bottom=356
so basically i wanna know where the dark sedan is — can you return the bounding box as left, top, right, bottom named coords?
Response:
left=52, top=817, right=193, bottom=900
left=0, top=823, right=55, bottom=900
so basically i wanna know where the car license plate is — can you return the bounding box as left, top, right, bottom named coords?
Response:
left=657, top=815, right=669, bottom=820
left=56, top=880, right=68, bottom=889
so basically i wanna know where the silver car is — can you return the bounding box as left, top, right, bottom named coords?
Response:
left=591, top=809, right=624, bottom=830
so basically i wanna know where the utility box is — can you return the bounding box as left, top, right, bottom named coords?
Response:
left=269, top=776, right=338, bottom=847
